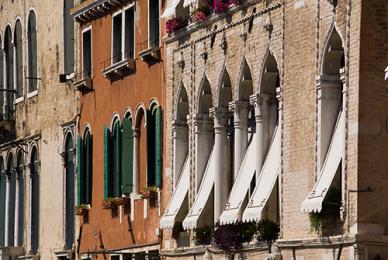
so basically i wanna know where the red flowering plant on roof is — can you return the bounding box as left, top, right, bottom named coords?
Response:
left=192, top=5, right=212, bottom=22
left=213, top=0, right=231, bottom=13
left=229, top=0, right=244, bottom=5
left=165, top=17, right=188, bottom=34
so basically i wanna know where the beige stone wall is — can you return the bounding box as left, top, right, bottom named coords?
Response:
left=0, top=0, right=78, bottom=258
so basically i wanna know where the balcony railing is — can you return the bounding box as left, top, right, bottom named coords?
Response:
left=102, top=49, right=136, bottom=80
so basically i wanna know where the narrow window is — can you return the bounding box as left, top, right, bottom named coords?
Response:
left=149, top=0, right=160, bottom=48
left=82, top=30, right=92, bottom=78
left=16, top=151, right=24, bottom=246
left=65, top=134, right=74, bottom=250
left=147, top=105, right=162, bottom=188
left=112, top=13, right=122, bottom=63
left=0, top=37, right=4, bottom=117
left=14, top=20, right=23, bottom=98
left=124, top=8, right=135, bottom=59
left=4, top=26, right=14, bottom=117
left=63, top=0, right=75, bottom=74
left=28, top=11, right=38, bottom=93
left=84, top=130, right=92, bottom=204
left=7, top=154, right=16, bottom=247
left=112, top=120, right=122, bottom=197
left=30, top=146, right=39, bottom=254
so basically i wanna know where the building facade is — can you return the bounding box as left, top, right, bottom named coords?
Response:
left=0, top=0, right=78, bottom=259
left=72, top=0, right=166, bottom=259
left=161, top=0, right=388, bottom=259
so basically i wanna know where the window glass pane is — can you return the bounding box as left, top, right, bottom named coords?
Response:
left=149, top=0, right=159, bottom=47
left=28, top=11, right=37, bottom=92
left=125, top=8, right=134, bottom=59
left=112, top=14, right=122, bottom=63
left=64, top=0, right=75, bottom=74
left=82, top=30, right=92, bottom=78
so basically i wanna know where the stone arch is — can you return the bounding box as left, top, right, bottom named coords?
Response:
left=197, top=75, right=213, bottom=115
left=321, top=25, right=345, bottom=76
left=175, top=83, right=189, bottom=121
left=259, top=52, right=280, bottom=96
left=216, top=67, right=232, bottom=108
left=237, top=58, right=253, bottom=101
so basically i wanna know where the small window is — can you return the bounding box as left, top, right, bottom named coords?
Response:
left=148, top=0, right=160, bottom=48
left=64, top=0, right=75, bottom=74
left=82, top=29, right=92, bottom=78
left=111, top=6, right=135, bottom=64
left=112, top=13, right=122, bottom=63
left=27, top=11, right=38, bottom=93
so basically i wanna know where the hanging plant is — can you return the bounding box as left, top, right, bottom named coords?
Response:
left=256, top=219, right=280, bottom=252
left=213, top=0, right=231, bottom=14
left=192, top=5, right=212, bottom=22
left=166, top=17, right=188, bottom=34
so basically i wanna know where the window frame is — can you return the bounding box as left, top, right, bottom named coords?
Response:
left=14, top=18, right=24, bottom=103
left=27, top=9, right=38, bottom=97
left=147, top=0, right=160, bottom=48
left=81, top=26, right=93, bottom=79
left=110, top=3, right=135, bottom=65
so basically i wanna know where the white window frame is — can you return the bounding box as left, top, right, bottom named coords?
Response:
left=111, top=3, right=135, bottom=65
left=81, top=26, right=93, bottom=79
left=147, top=0, right=160, bottom=48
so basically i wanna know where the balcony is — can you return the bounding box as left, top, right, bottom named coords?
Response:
left=102, top=50, right=136, bottom=81
left=138, top=46, right=161, bottom=66
left=73, top=71, right=93, bottom=93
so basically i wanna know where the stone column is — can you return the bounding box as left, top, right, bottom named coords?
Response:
left=229, top=101, right=249, bottom=179
left=4, top=171, right=10, bottom=246
left=193, top=114, right=213, bottom=193
left=316, top=75, right=342, bottom=171
left=172, top=120, right=188, bottom=189
left=250, top=94, right=270, bottom=181
left=210, top=107, right=229, bottom=223
left=132, top=129, right=140, bottom=194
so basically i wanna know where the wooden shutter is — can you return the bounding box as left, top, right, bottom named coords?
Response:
left=122, top=118, right=133, bottom=194
left=115, top=123, right=122, bottom=197
left=146, top=110, right=155, bottom=186
left=155, top=107, right=162, bottom=188
left=77, top=136, right=84, bottom=205
left=103, top=127, right=111, bottom=198
left=85, top=133, right=92, bottom=204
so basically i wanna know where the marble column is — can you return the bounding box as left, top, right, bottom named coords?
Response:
left=210, top=107, right=229, bottom=223
left=229, top=101, right=249, bottom=179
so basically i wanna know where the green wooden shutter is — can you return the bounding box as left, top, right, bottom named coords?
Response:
left=115, top=123, right=122, bottom=197
left=122, top=118, right=133, bottom=194
left=103, top=127, right=111, bottom=199
left=146, top=110, right=155, bottom=187
left=155, top=107, right=162, bottom=188
left=85, top=133, right=92, bottom=204
left=77, top=136, right=84, bottom=205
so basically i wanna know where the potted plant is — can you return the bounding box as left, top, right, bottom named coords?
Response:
left=75, top=204, right=90, bottom=216
left=193, top=225, right=213, bottom=245
left=256, top=219, right=280, bottom=252
left=141, top=186, right=158, bottom=207
left=113, top=196, right=130, bottom=206
left=165, top=17, right=188, bottom=34
left=102, top=197, right=117, bottom=209
left=192, top=5, right=212, bottom=22
left=213, top=0, right=231, bottom=14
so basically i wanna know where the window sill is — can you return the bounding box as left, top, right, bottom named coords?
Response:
left=74, top=77, right=93, bottom=93
left=138, top=47, right=161, bottom=65
left=15, top=96, right=24, bottom=104
left=27, top=90, right=38, bottom=99
left=102, top=58, right=136, bottom=80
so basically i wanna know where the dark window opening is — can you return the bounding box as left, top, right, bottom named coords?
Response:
left=64, top=0, right=75, bottom=74
left=112, top=14, right=122, bottom=64
left=149, top=0, right=160, bottom=48
left=125, top=8, right=135, bottom=59
left=28, top=11, right=38, bottom=93
left=82, top=30, right=92, bottom=78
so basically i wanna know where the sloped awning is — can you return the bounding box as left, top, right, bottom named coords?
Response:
left=161, top=0, right=181, bottom=18
left=219, top=134, right=256, bottom=224
left=301, top=111, right=345, bottom=213
left=242, top=127, right=281, bottom=222
left=182, top=148, right=215, bottom=230
left=183, top=0, right=196, bottom=8
left=160, top=156, right=190, bottom=229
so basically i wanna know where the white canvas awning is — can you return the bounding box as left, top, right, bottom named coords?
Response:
left=182, top=148, right=215, bottom=230
left=242, top=127, right=281, bottom=222
left=161, top=0, right=181, bottom=18
left=219, top=134, right=257, bottom=224
left=183, top=0, right=196, bottom=8
left=301, top=111, right=345, bottom=213
left=160, top=156, right=190, bottom=229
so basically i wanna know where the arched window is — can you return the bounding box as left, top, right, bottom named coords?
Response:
left=77, top=129, right=92, bottom=205
left=4, top=26, right=14, bottom=119
left=0, top=157, right=5, bottom=246
left=64, top=134, right=74, bottom=249
left=103, top=119, right=122, bottom=198
left=16, top=150, right=24, bottom=246
left=6, top=154, right=16, bottom=246
left=0, top=36, right=4, bottom=117
left=30, top=146, right=39, bottom=253
left=14, top=20, right=23, bottom=98
left=146, top=104, right=162, bottom=188
left=121, top=115, right=133, bottom=194
left=28, top=11, right=38, bottom=93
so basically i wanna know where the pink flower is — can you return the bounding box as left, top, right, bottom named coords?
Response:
left=213, top=0, right=230, bottom=13
left=194, top=11, right=207, bottom=22
left=166, top=18, right=188, bottom=34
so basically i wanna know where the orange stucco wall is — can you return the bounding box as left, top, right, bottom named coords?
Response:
left=76, top=0, right=166, bottom=256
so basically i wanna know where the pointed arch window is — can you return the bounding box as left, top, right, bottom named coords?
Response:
left=15, top=20, right=23, bottom=98
left=15, top=150, right=24, bottom=246
left=77, top=129, right=92, bottom=205
left=65, top=134, right=74, bottom=249
left=28, top=11, right=38, bottom=93
left=0, top=36, right=4, bottom=116
left=4, top=26, right=14, bottom=118
left=30, top=146, right=39, bottom=254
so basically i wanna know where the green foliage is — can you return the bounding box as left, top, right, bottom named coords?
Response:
left=256, top=219, right=280, bottom=243
left=309, top=186, right=342, bottom=236
left=193, top=225, right=213, bottom=246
